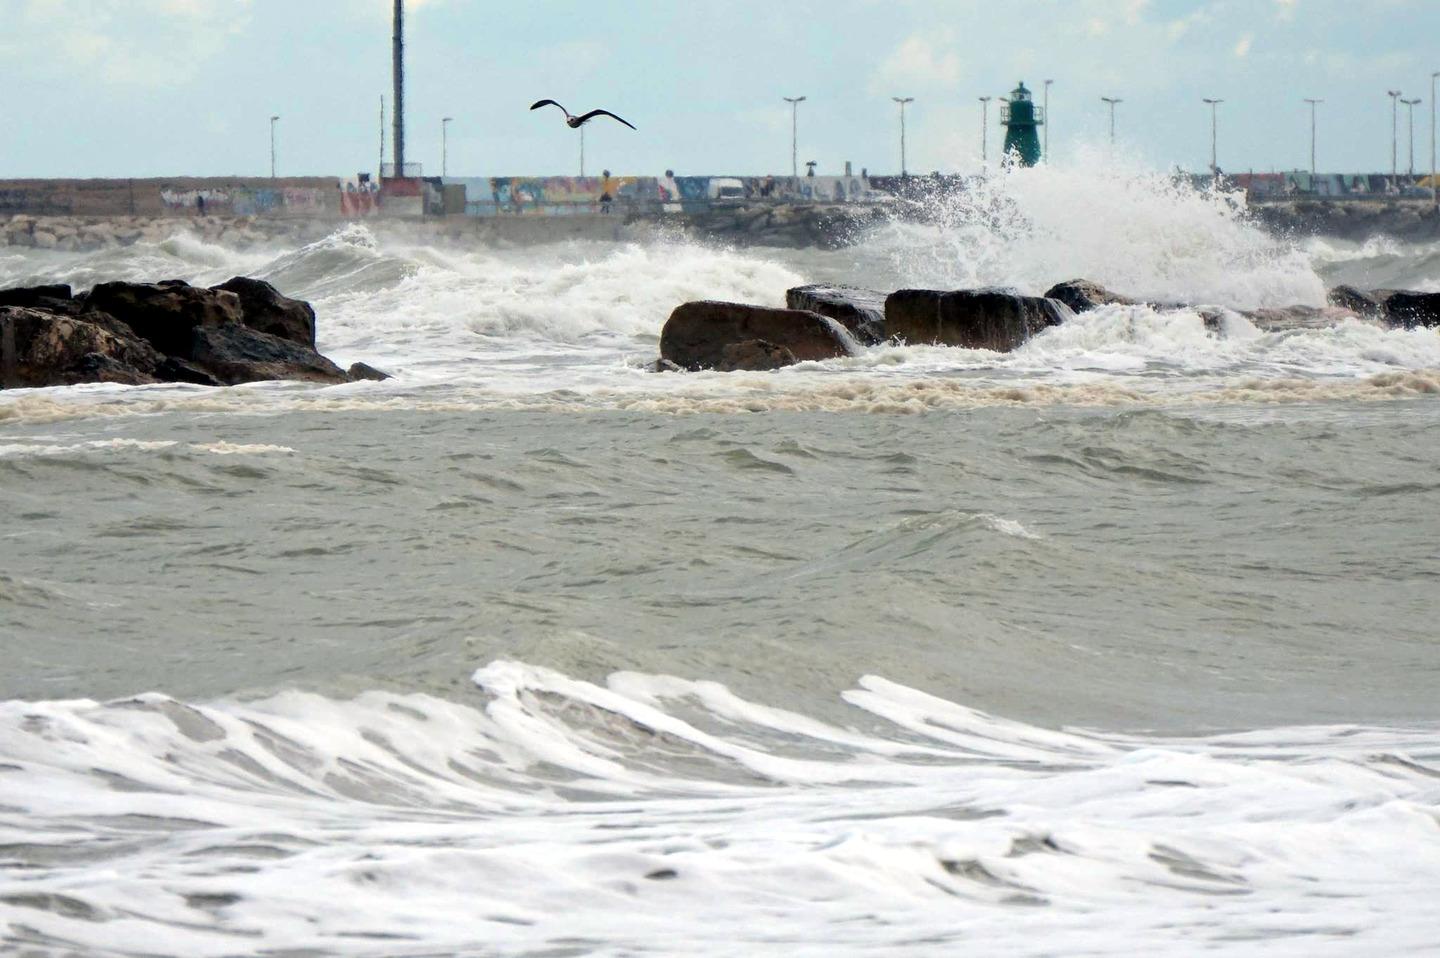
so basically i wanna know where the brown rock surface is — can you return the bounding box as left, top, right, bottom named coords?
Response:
left=659, top=301, right=854, bottom=371
left=885, top=288, right=1069, bottom=351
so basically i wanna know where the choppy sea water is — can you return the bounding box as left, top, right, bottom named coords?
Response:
left=3, top=165, right=1440, bottom=956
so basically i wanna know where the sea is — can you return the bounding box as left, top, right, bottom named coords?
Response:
left=2, top=162, right=1439, bottom=956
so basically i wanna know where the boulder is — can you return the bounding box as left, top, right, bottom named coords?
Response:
left=659, top=301, right=855, bottom=371
left=211, top=276, right=317, bottom=349
left=717, top=340, right=797, bottom=372
left=1043, top=279, right=1137, bottom=314
left=785, top=284, right=887, bottom=344
left=1327, top=285, right=1385, bottom=316
left=0, top=307, right=160, bottom=388
left=346, top=361, right=392, bottom=382
left=0, top=284, right=76, bottom=313
left=187, top=323, right=348, bottom=385
left=83, top=281, right=244, bottom=357
left=885, top=287, right=1070, bottom=351
left=1235, top=305, right=1370, bottom=333
left=1379, top=290, right=1440, bottom=329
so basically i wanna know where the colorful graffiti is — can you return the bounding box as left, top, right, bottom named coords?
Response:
left=160, top=188, right=232, bottom=213
left=340, top=178, right=379, bottom=218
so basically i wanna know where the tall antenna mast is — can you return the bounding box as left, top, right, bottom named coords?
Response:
left=392, top=0, right=405, bottom=176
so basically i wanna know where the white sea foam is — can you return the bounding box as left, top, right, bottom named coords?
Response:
left=0, top=662, right=1436, bottom=956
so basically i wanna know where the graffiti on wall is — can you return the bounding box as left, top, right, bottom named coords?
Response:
left=340, top=178, right=379, bottom=217
left=161, top=187, right=328, bottom=216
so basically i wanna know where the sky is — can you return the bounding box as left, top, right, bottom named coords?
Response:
left=3, top=0, right=1439, bottom=180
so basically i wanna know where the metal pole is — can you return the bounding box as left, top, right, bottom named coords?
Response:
left=1101, top=97, right=1120, bottom=148
left=979, top=96, right=992, bottom=164
left=783, top=96, right=806, bottom=182
left=1043, top=79, right=1053, bottom=162
left=379, top=95, right=385, bottom=179
left=579, top=126, right=585, bottom=178
left=1403, top=99, right=1421, bottom=177
left=393, top=0, right=405, bottom=176
left=270, top=115, right=279, bottom=178
left=442, top=117, right=453, bottom=178
left=893, top=97, right=913, bottom=175
left=1389, top=90, right=1401, bottom=190
left=1203, top=98, right=1223, bottom=178
left=1433, top=72, right=1438, bottom=209
left=1305, top=99, right=1322, bottom=176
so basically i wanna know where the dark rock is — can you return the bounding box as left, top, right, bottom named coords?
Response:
left=212, top=276, right=317, bottom=349
left=346, top=361, right=391, bottom=382
left=1240, top=305, right=1368, bottom=333
left=786, top=284, right=886, bottom=344
left=717, top=339, right=798, bottom=371
left=659, top=301, right=855, bottom=371
left=1, top=306, right=160, bottom=388
left=0, top=284, right=76, bottom=313
left=653, top=358, right=684, bottom=373
left=83, top=281, right=244, bottom=357
left=155, top=356, right=224, bottom=387
left=1043, top=279, right=1137, bottom=314
left=1327, top=285, right=1384, bottom=316
left=187, top=323, right=348, bottom=385
left=885, top=287, right=1070, bottom=351
left=1379, top=290, right=1440, bottom=329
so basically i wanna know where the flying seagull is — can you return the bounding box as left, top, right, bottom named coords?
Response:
left=529, top=100, right=636, bottom=130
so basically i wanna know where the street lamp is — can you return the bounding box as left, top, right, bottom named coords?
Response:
left=1403, top=98, right=1422, bottom=177
left=783, top=96, right=806, bottom=181
left=1389, top=90, right=1402, bottom=189
left=1304, top=98, right=1323, bottom=177
left=441, top=116, right=453, bottom=178
left=1203, top=98, right=1223, bottom=178
left=1100, top=97, right=1121, bottom=148
left=269, top=115, right=280, bottom=179
left=1043, top=79, right=1053, bottom=162
left=892, top=97, right=914, bottom=176
left=1432, top=72, right=1438, bottom=209
left=979, top=96, right=992, bottom=164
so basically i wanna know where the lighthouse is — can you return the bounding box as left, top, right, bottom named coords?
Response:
left=1000, top=82, right=1044, bottom=167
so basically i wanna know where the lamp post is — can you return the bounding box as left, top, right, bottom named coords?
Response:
left=783, top=96, right=806, bottom=182
left=1202, top=98, right=1223, bottom=179
left=441, top=116, right=453, bottom=178
left=1304, top=98, right=1322, bottom=177
left=1389, top=90, right=1402, bottom=190
left=1402, top=98, right=1422, bottom=178
left=269, top=115, right=280, bottom=179
left=579, top=126, right=585, bottom=178
left=1100, top=97, right=1121, bottom=150
left=979, top=96, right=992, bottom=165
left=892, top=97, right=914, bottom=175
left=1043, top=79, right=1053, bottom=162
left=1433, top=72, right=1439, bottom=208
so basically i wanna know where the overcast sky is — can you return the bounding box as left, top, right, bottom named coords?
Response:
left=4, top=0, right=1438, bottom=180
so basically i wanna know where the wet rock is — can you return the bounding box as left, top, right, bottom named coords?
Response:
left=83, top=280, right=244, bottom=357
left=1327, top=285, right=1384, bottom=316
left=346, top=361, right=392, bottom=382
left=717, top=339, right=798, bottom=371
left=1238, top=305, right=1369, bottom=333
left=785, top=284, right=887, bottom=344
left=885, top=287, right=1070, bottom=351
left=0, top=284, right=76, bottom=312
left=155, top=356, right=225, bottom=387
left=0, top=306, right=160, bottom=388
left=1043, top=279, right=1137, bottom=314
left=1379, top=290, right=1440, bottom=329
left=187, top=323, right=348, bottom=386
left=659, top=301, right=855, bottom=371
left=212, top=276, right=317, bottom=349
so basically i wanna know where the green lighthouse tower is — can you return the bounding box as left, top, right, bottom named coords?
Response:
left=1000, top=82, right=1044, bottom=167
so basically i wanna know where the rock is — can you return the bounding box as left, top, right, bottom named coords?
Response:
left=659, top=301, right=855, bottom=371
left=155, top=356, right=225, bottom=386
left=0, top=284, right=78, bottom=314
left=785, top=284, right=887, bottom=345
left=346, top=361, right=391, bottom=382
left=885, top=287, right=1070, bottom=351
left=187, top=323, right=348, bottom=385
left=1327, top=285, right=1384, bottom=316
left=1379, top=290, right=1440, bottom=329
left=32, top=231, right=58, bottom=250
left=1043, top=279, right=1137, bottom=314
left=1239, top=305, right=1369, bottom=333
left=83, top=281, right=244, bottom=356
left=1, top=307, right=160, bottom=388
left=212, top=276, right=317, bottom=349
left=717, top=339, right=797, bottom=371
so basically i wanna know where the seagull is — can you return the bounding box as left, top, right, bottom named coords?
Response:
left=529, top=99, right=636, bottom=130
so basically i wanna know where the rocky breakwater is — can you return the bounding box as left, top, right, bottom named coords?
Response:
left=0, top=278, right=387, bottom=389
left=678, top=204, right=889, bottom=250
left=2, top=215, right=337, bottom=253
left=657, top=284, right=1068, bottom=371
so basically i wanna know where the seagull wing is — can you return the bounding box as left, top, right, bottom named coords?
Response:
left=529, top=99, right=568, bottom=115
left=574, top=109, right=636, bottom=130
